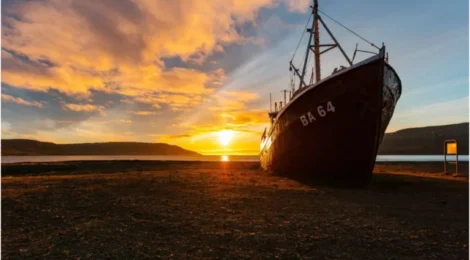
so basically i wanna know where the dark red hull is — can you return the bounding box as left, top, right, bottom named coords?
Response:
left=260, top=52, right=402, bottom=182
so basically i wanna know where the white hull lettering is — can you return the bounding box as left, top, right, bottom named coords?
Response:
left=299, top=101, right=335, bottom=127
left=307, top=112, right=316, bottom=122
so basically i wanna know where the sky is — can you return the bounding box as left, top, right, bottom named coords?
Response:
left=1, top=0, right=469, bottom=155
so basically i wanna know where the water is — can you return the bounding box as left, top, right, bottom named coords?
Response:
left=376, top=155, right=467, bottom=162
left=1, top=155, right=467, bottom=164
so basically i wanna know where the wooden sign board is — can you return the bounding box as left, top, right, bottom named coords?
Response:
left=446, top=143, right=457, bottom=155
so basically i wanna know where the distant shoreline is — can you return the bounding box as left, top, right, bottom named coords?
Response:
left=2, top=122, right=469, bottom=156
left=1, top=155, right=469, bottom=165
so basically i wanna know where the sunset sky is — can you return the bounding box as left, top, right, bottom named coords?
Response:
left=1, top=0, right=469, bottom=155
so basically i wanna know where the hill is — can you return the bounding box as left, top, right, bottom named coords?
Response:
left=378, top=122, right=469, bottom=155
left=1, top=139, right=201, bottom=156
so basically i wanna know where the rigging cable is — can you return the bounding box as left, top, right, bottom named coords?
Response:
left=317, top=9, right=380, bottom=50
left=290, top=13, right=313, bottom=62
left=307, top=49, right=314, bottom=84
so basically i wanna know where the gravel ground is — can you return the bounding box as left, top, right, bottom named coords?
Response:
left=2, top=161, right=468, bottom=259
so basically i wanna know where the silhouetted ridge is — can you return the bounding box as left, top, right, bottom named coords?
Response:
left=1, top=139, right=201, bottom=156
left=378, top=122, right=468, bottom=155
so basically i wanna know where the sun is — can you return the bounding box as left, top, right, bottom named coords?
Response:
left=218, top=130, right=234, bottom=146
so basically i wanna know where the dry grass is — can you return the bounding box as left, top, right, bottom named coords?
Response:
left=2, top=161, right=468, bottom=259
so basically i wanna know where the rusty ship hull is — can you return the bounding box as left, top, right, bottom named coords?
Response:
left=260, top=50, right=402, bottom=182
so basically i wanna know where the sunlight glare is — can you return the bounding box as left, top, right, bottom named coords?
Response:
left=218, top=130, right=234, bottom=146
left=221, top=155, right=229, bottom=162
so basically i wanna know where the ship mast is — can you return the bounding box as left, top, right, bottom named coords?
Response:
left=291, top=0, right=356, bottom=93
left=313, top=0, right=321, bottom=83
left=298, top=2, right=315, bottom=91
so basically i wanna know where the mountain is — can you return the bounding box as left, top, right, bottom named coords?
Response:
left=378, top=122, right=469, bottom=155
left=1, top=139, right=201, bottom=156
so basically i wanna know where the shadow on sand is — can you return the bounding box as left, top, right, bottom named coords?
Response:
left=273, top=167, right=468, bottom=191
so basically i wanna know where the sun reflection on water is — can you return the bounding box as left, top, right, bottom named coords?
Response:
left=221, top=155, right=229, bottom=162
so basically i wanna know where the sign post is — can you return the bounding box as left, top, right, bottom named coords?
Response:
left=444, top=139, right=458, bottom=175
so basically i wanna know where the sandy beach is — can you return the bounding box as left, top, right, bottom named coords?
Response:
left=2, top=161, right=468, bottom=259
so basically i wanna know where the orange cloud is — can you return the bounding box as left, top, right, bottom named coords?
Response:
left=1, top=50, right=105, bottom=96
left=137, top=94, right=206, bottom=112
left=2, top=0, right=304, bottom=97
left=99, top=119, right=133, bottom=124
left=219, top=110, right=268, bottom=126
left=209, top=68, right=227, bottom=87
left=132, top=111, right=159, bottom=116
left=221, top=90, right=259, bottom=101
left=1, top=93, right=44, bottom=108
left=62, top=103, right=105, bottom=113
left=209, top=90, right=260, bottom=111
